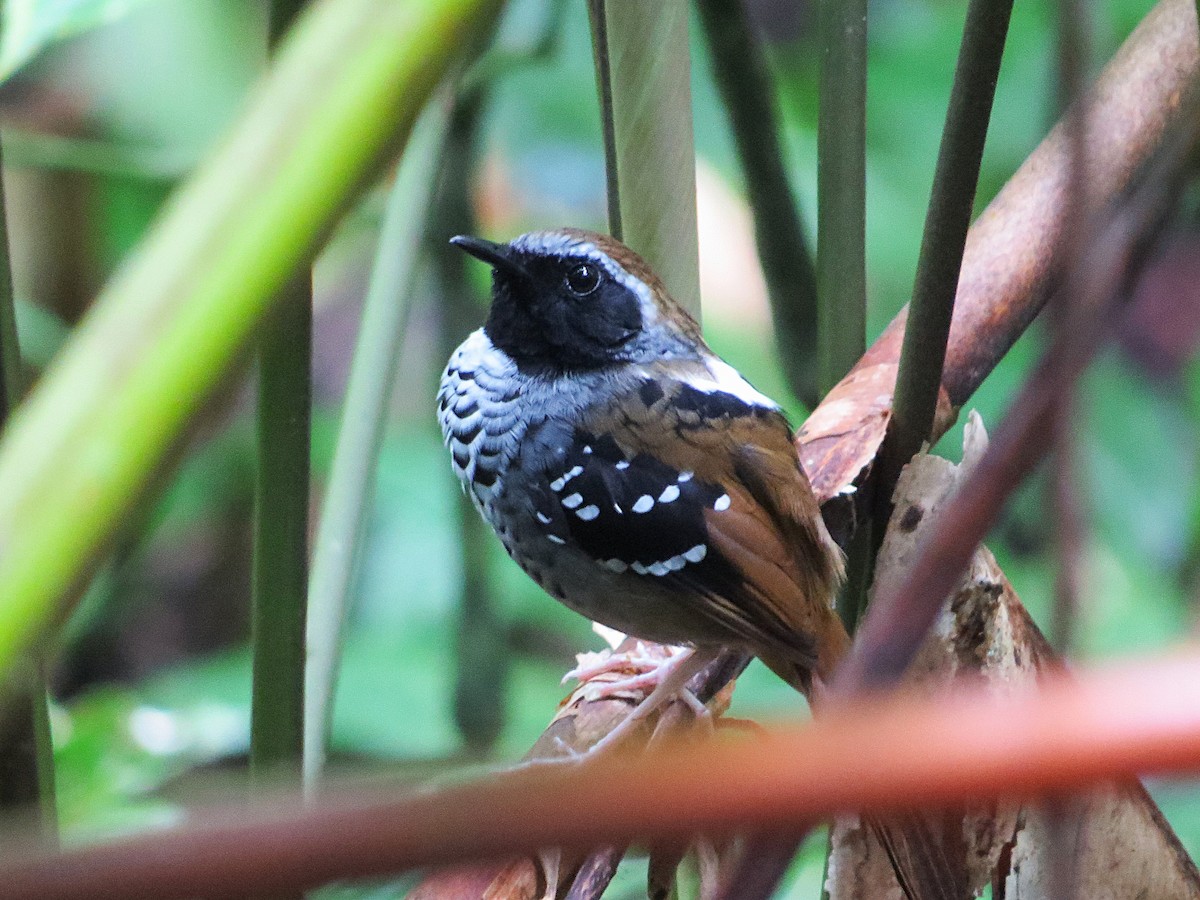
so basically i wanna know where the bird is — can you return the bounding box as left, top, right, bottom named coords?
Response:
left=438, top=227, right=849, bottom=733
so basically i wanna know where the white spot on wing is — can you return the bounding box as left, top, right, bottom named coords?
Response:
left=677, top=471, right=693, bottom=483
left=561, top=493, right=583, bottom=509
left=658, top=485, right=680, bottom=503
left=684, top=544, right=707, bottom=563
left=603, top=559, right=628, bottom=573
left=615, top=460, right=630, bottom=470
left=576, top=504, right=600, bottom=521
left=536, top=511, right=552, bottom=525
left=548, top=535, right=566, bottom=545
left=632, top=495, right=654, bottom=514
left=550, top=476, right=566, bottom=492
left=714, top=494, right=731, bottom=511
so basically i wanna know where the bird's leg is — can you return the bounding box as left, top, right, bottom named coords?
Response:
left=584, top=647, right=720, bottom=755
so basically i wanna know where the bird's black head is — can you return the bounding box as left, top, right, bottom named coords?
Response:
left=451, top=230, right=664, bottom=372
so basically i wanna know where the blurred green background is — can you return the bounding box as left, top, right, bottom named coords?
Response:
left=3, top=0, right=1197, bottom=896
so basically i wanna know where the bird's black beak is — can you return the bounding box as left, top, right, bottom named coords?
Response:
left=450, top=235, right=529, bottom=280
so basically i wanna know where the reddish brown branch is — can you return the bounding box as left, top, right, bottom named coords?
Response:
left=7, top=651, right=1200, bottom=899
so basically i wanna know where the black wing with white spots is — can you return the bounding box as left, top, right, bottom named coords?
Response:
left=523, top=424, right=733, bottom=581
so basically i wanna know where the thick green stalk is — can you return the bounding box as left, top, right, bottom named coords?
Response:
left=816, top=0, right=867, bottom=394
left=303, top=98, right=450, bottom=790
left=695, top=0, right=819, bottom=408
left=249, top=0, right=314, bottom=788
left=0, top=0, right=502, bottom=686
left=887, top=0, right=1014, bottom=482
left=588, top=0, right=701, bottom=316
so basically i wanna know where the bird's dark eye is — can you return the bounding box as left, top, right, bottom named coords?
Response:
left=565, top=262, right=602, bottom=296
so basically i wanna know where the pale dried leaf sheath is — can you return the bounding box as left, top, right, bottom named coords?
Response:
left=826, top=414, right=1200, bottom=899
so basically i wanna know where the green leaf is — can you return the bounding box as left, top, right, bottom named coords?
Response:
left=0, top=0, right=503, bottom=683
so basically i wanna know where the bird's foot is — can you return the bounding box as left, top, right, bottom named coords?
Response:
left=562, top=640, right=680, bottom=689
left=575, top=647, right=719, bottom=755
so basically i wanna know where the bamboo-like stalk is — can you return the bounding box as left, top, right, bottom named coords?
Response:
left=816, top=0, right=867, bottom=395
left=884, top=0, right=1015, bottom=496
left=0, top=0, right=503, bottom=686
left=587, top=0, right=701, bottom=316
left=303, top=98, right=451, bottom=791
left=250, top=0, right=315, bottom=789
left=695, top=0, right=819, bottom=409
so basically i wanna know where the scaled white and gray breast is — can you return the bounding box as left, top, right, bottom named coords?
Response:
left=437, top=329, right=525, bottom=510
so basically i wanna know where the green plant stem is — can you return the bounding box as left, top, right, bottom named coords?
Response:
left=269, top=0, right=308, bottom=43
left=249, top=0, right=316, bottom=789
left=0, top=0, right=502, bottom=690
left=250, top=278, right=311, bottom=784
left=816, top=0, right=867, bottom=395
left=587, top=0, right=701, bottom=316
left=431, top=89, right=509, bottom=753
left=0, top=143, right=56, bottom=838
left=302, top=98, right=451, bottom=791
left=695, top=0, right=819, bottom=409
left=0, top=659, right=56, bottom=840
left=886, top=0, right=1015, bottom=487
left=587, top=1, right=621, bottom=241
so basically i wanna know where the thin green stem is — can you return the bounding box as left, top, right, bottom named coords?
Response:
left=695, top=0, right=819, bottom=408
left=587, top=0, right=621, bottom=241
left=249, top=0, right=315, bottom=788
left=250, top=276, right=311, bottom=784
left=816, top=0, right=867, bottom=395
left=302, top=98, right=451, bottom=791
left=432, top=89, right=509, bottom=753
left=268, top=0, right=308, bottom=44
left=886, top=0, right=1015, bottom=488
left=0, top=142, right=56, bottom=838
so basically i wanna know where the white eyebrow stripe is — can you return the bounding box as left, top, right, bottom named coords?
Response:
left=509, top=231, right=659, bottom=326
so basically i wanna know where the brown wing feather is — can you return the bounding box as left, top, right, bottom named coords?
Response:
left=589, top=369, right=849, bottom=682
